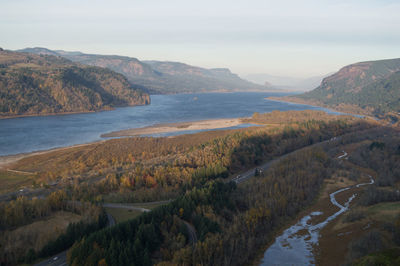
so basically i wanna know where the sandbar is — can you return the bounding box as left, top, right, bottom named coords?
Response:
left=101, top=118, right=245, bottom=138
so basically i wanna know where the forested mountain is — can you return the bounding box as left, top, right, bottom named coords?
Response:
left=0, top=50, right=150, bottom=117
left=284, top=58, right=400, bottom=118
left=18, top=47, right=269, bottom=94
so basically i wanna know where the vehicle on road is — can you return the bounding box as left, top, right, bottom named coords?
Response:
left=255, top=168, right=263, bottom=176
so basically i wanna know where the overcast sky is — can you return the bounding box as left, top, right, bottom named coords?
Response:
left=1, top=0, right=399, bottom=78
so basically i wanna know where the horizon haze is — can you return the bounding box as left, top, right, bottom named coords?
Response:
left=1, top=0, right=399, bottom=79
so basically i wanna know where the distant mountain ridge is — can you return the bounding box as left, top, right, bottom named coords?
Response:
left=277, top=58, right=400, bottom=121
left=18, top=47, right=270, bottom=94
left=0, top=50, right=149, bottom=118
left=245, top=73, right=328, bottom=91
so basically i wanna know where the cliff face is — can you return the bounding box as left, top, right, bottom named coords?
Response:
left=316, top=59, right=400, bottom=93
left=0, top=50, right=150, bottom=117
left=293, top=58, right=400, bottom=117
left=18, top=48, right=267, bottom=94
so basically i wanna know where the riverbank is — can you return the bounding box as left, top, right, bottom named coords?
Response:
left=0, top=118, right=248, bottom=169
left=0, top=142, right=102, bottom=170
left=266, top=96, right=384, bottom=122
left=101, top=118, right=245, bottom=138
left=0, top=101, right=152, bottom=120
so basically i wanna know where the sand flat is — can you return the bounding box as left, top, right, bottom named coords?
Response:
left=101, top=118, right=244, bottom=138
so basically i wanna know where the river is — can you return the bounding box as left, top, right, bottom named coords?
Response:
left=0, top=92, right=341, bottom=156
left=260, top=174, right=374, bottom=265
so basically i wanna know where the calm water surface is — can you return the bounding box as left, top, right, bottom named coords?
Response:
left=0, top=92, right=340, bottom=156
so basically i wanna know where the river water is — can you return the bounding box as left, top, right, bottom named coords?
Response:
left=260, top=175, right=374, bottom=265
left=0, top=92, right=340, bottom=156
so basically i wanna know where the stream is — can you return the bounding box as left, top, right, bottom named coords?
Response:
left=260, top=175, right=374, bottom=265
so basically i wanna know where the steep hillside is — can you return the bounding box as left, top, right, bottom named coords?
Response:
left=18, top=48, right=268, bottom=94
left=143, top=60, right=266, bottom=94
left=278, top=58, right=400, bottom=119
left=0, top=50, right=150, bottom=118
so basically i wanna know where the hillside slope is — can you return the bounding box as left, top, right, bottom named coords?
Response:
left=18, top=48, right=268, bottom=94
left=143, top=60, right=267, bottom=94
left=279, top=58, right=400, bottom=119
left=0, top=50, right=150, bottom=118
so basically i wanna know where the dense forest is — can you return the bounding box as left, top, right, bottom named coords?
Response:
left=0, top=50, right=149, bottom=117
left=67, top=147, right=334, bottom=265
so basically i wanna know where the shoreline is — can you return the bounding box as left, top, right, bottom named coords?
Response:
left=0, top=141, right=104, bottom=170
left=101, top=118, right=246, bottom=138
left=265, top=97, right=381, bottom=121
left=0, top=101, right=151, bottom=120
left=266, top=96, right=346, bottom=113
left=265, top=96, right=366, bottom=116
left=0, top=118, right=248, bottom=169
left=0, top=110, right=101, bottom=120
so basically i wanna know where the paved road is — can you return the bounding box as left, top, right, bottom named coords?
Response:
left=232, top=137, right=336, bottom=185
left=106, top=212, right=116, bottom=227
left=103, top=203, right=151, bottom=213
left=232, top=127, right=382, bottom=185
left=34, top=251, right=67, bottom=266
left=182, top=220, right=198, bottom=245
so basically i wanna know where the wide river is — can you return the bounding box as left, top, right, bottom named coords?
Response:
left=0, top=92, right=340, bottom=156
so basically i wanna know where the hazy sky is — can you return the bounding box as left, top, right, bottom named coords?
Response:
left=1, top=0, right=399, bottom=78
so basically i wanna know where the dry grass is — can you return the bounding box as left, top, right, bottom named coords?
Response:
left=1, top=211, right=82, bottom=258
left=367, top=202, right=400, bottom=221
left=0, top=170, right=34, bottom=194
left=318, top=195, right=400, bottom=265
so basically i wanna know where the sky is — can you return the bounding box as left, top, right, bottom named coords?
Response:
left=1, top=0, right=399, bottom=78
